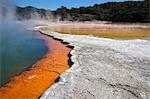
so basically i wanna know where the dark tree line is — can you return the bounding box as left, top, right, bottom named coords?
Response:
left=16, top=6, right=52, bottom=20
left=15, top=0, right=149, bottom=23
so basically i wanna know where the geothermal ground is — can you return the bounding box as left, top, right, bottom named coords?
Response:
left=38, top=26, right=150, bottom=99
left=43, top=22, right=150, bottom=39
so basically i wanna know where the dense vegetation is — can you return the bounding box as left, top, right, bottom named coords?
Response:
left=16, top=0, right=149, bottom=23
left=16, top=6, right=52, bottom=20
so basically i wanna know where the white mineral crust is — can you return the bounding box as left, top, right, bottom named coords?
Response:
left=40, top=30, right=150, bottom=99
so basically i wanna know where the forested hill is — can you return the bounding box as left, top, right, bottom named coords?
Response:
left=16, top=0, right=149, bottom=23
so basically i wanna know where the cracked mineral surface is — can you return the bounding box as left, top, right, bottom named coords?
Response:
left=38, top=29, right=150, bottom=99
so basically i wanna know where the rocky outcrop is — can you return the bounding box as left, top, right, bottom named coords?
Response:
left=39, top=30, right=150, bottom=99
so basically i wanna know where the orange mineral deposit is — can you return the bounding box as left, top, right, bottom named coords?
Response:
left=0, top=31, right=72, bottom=99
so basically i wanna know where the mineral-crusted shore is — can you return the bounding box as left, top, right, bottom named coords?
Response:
left=39, top=28, right=150, bottom=99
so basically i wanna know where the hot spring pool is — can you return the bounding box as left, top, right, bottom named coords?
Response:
left=0, top=23, right=48, bottom=87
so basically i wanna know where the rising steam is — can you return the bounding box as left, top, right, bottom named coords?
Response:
left=0, top=0, right=49, bottom=86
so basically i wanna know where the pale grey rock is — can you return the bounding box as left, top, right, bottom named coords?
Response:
left=39, top=30, right=150, bottom=99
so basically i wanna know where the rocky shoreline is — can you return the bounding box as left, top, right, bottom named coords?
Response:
left=39, top=28, right=150, bottom=99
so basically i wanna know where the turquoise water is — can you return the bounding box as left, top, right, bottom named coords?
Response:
left=0, top=22, right=48, bottom=87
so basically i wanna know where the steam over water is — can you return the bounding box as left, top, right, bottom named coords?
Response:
left=0, top=1, right=48, bottom=86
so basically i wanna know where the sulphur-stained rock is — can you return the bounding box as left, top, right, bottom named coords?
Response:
left=39, top=30, right=150, bottom=99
